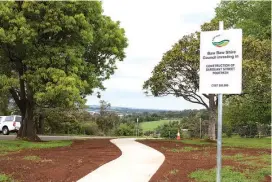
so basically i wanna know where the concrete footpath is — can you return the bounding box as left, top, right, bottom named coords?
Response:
left=77, top=138, right=165, bottom=182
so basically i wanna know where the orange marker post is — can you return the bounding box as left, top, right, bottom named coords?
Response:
left=176, top=130, right=180, bottom=140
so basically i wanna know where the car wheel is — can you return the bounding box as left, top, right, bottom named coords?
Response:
left=2, top=127, right=9, bottom=135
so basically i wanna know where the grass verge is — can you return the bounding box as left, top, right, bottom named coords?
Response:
left=0, top=140, right=72, bottom=155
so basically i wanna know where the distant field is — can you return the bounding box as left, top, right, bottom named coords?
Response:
left=140, top=120, right=171, bottom=132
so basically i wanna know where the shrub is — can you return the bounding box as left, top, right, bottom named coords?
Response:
left=82, top=122, right=99, bottom=135
left=144, top=130, right=154, bottom=136
left=156, top=121, right=180, bottom=139
left=115, top=123, right=134, bottom=136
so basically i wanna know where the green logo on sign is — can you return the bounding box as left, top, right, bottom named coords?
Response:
left=212, top=34, right=229, bottom=47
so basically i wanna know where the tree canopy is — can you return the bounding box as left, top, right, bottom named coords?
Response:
left=0, top=1, right=128, bottom=140
left=143, top=1, right=271, bottom=139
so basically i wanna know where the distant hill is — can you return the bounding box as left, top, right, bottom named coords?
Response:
left=85, top=105, right=180, bottom=114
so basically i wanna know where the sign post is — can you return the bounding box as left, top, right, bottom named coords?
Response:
left=216, top=21, right=224, bottom=182
left=199, top=21, right=242, bottom=182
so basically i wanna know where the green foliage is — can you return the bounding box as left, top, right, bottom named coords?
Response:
left=43, top=108, right=83, bottom=134
left=201, top=1, right=271, bottom=137
left=82, top=122, right=99, bottom=135
left=0, top=140, right=72, bottom=154
left=215, top=1, right=271, bottom=40
left=144, top=1, right=271, bottom=139
left=143, top=32, right=209, bottom=109
left=156, top=121, right=180, bottom=139
left=0, top=1, right=127, bottom=139
left=0, top=174, right=14, bottom=182
left=115, top=123, right=134, bottom=136
left=23, top=155, right=41, bottom=161
left=223, top=38, right=271, bottom=136
left=96, top=100, right=120, bottom=134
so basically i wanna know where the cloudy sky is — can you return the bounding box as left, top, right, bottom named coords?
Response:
left=86, top=0, right=221, bottom=110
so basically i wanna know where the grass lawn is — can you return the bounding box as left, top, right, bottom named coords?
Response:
left=140, top=120, right=171, bottom=132
left=0, top=140, right=72, bottom=156
left=181, top=136, right=271, bottom=149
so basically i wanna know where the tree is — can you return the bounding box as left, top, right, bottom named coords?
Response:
left=143, top=32, right=219, bottom=140
left=96, top=100, right=120, bottom=134
left=143, top=1, right=271, bottom=140
left=0, top=92, right=10, bottom=115
left=0, top=2, right=127, bottom=140
left=143, top=31, right=270, bottom=140
left=204, top=1, right=271, bottom=136
left=223, top=38, right=271, bottom=136
left=201, top=1, right=271, bottom=40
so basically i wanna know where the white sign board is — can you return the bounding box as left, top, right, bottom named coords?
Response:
left=199, top=29, right=242, bottom=94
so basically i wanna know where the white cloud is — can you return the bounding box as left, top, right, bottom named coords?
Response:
left=87, top=0, right=220, bottom=109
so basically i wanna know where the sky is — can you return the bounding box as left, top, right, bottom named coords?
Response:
left=86, top=0, right=221, bottom=110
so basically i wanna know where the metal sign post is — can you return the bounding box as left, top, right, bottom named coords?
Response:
left=216, top=21, right=224, bottom=182
left=200, top=20, right=242, bottom=182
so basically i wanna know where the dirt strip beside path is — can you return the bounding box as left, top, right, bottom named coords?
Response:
left=139, top=140, right=271, bottom=182
left=0, top=139, right=121, bottom=182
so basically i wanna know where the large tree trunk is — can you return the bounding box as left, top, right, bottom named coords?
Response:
left=208, top=94, right=217, bottom=140
left=17, top=101, right=41, bottom=141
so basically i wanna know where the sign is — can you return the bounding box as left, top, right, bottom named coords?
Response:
left=199, top=29, right=242, bottom=94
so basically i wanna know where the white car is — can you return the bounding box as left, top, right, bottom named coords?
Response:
left=0, top=115, right=21, bottom=135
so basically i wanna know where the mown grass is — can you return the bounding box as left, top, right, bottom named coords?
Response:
left=140, top=120, right=171, bottom=132
left=0, top=140, right=72, bottom=155
left=0, top=174, right=15, bottom=182
left=181, top=137, right=271, bottom=149
left=23, top=155, right=41, bottom=161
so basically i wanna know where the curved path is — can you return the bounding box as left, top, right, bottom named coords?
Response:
left=77, top=138, right=165, bottom=182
